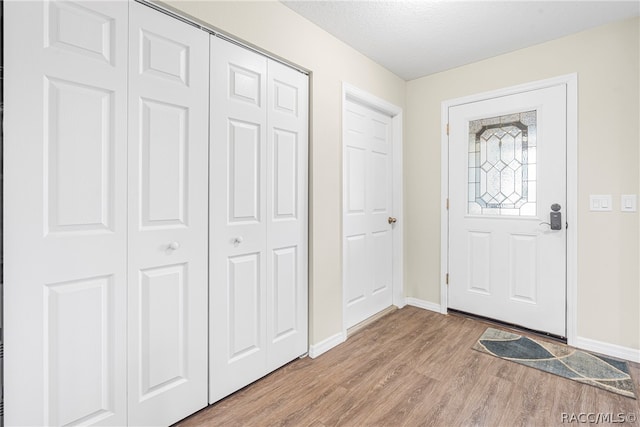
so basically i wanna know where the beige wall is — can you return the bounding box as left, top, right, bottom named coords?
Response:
left=405, top=17, right=640, bottom=350
left=161, top=0, right=406, bottom=345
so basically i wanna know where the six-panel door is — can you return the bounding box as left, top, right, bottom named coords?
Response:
left=266, top=60, right=309, bottom=371
left=127, top=3, right=209, bottom=425
left=209, top=37, right=269, bottom=403
left=343, top=99, right=394, bottom=329
left=4, top=1, right=129, bottom=425
left=209, top=36, right=309, bottom=404
left=5, top=1, right=308, bottom=424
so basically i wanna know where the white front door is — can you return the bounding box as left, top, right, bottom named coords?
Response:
left=4, top=1, right=128, bottom=425
left=343, top=98, right=394, bottom=329
left=448, top=85, right=567, bottom=337
left=127, top=3, right=209, bottom=425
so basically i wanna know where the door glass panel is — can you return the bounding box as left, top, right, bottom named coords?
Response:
left=468, top=110, right=536, bottom=216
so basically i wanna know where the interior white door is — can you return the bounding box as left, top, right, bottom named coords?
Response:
left=448, top=85, right=567, bottom=336
left=209, top=36, right=309, bottom=403
left=266, top=60, right=309, bottom=371
left=127, top=3, right=209, bottom=425
left=4, top=1, right=128, bottom=425
left=209, top=35, right=269, bottom=403
left=343, top=98, right=394, bottom=329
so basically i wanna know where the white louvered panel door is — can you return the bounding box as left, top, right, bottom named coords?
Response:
left=266, top=60, right=309, bottom=371
left=209, top=35, right=269, bottom=404
left=127, top=3, right=209, bottom=425
left=4, top=1, right=128, bottom=425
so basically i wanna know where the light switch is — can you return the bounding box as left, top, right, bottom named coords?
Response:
left=590, top=195, right=612, bottom=211
left=621, top=194, right=637, bottom=212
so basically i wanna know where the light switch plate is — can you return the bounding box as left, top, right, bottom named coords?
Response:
left=621, top=194, right=637, bottom=212
left=590, top=195, right=612, bottom=211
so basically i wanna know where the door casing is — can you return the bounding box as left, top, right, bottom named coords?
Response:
left=440, top=74, right=578, bottom=345
left=341, top=83, right=404, bottom=337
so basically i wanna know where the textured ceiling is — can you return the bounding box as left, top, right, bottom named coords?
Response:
left=281, top=1, right=640, bottom=80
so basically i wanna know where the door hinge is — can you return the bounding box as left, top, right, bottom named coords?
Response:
left=446, top=123, right=449, bottom=136
left=446, top=198, right=449, bottom=210
left=446, top=273, right=449, bottom=285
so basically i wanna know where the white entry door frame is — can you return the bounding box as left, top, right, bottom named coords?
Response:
left=440, top=74, right=578, bottom=345
left=342, top=83, right=404, bottom=336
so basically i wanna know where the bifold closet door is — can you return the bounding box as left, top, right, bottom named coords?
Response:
left=209, top=36, right=309, bottom=404
left=209, top=36, right=269, bottom=403
left=127, top=2, right=209, bottom=425
left=4, top=1, right=128, bottom=425
left=265, top=60, right=309, bottom=371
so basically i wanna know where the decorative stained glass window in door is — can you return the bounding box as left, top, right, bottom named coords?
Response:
left=468, top=111, right=537, bottom=216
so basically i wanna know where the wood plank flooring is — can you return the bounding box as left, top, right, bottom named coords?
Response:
left=177, top=306, right=640, bottom=427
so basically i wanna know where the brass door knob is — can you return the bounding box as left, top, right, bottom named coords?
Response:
left=388, top=217, right=397, bottom=224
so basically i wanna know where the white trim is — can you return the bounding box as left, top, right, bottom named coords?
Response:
left=406, top=297, right=442, bottom=314
left=440, top=73, right=579, bottom=342
left=341, top=82, right=404, bottom=338
left=440, top=103, right=450, bottom=316
left=308, top=332, right=346, bottom=359
left=565, top=76, right=578, bottom=346
left=394, top=298, right=407, bottom=309
left=574, top=337, right=640, bottom=363
left=392, top=112, right=405, bottom=310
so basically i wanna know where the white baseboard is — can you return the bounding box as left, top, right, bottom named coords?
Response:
left=574, top=336, right=640, bottom=363
left=394, top=298, right=407, bottom=309
left=308, top=331, right=346, bottom=359
left=406, top=297, right=442, bottom=314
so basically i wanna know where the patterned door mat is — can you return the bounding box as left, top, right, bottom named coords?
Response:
left=473, top=327, right=636, bottom=399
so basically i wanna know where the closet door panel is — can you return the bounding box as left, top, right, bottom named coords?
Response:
left=4, top=1, right=128, bottom=425
left=128, top=3, right=209, bottom=425
left=266, top=60, right=309, bottom=369
left=228, top=253, right=262, bottom=357
left=210, top=36, right=268, bottom=404
left=139, top=99, right=189, bottom=227
left=228, top=119, right=262, bottom=222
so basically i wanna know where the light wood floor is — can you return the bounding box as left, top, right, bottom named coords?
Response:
left=177, top=306, right=640, bottom=427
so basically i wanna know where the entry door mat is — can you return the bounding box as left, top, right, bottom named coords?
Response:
left=473, top=328, right=637, bottom=399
